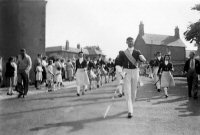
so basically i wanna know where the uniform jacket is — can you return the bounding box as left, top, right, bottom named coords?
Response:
left=75, top=59, right=87, bottom=72
left=115, top=49, right=142, bottom=69
left=87, top=61, right=95, bottom=70
left=158, top=62, right=173, bottom=74
left=107, top=62, right=115, bottom=68
left=153, top=57, right=164, bottom=67
left=97, top=59, right=105, bottom=67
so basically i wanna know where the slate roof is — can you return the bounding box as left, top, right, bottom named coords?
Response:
left=87, top=48, right=105, bottom=56
left=142, top=33, right=186, bottom=47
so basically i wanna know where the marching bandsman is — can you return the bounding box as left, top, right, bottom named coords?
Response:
left=87, top=57, right=95, bottom=71
left=115, top=54, right=125, bottom=97
left=86, top=57, right=97, bottom=89
left=158, top=55, right=175, bottom=98
left=75, top=50, right=90, bottom=96
left=107, top=58, right=115, bottom=81
left=152, top=52, right=164, bottom=92
left=115, top=37, right=146, bottom=118
left=97, top=54, right=105, bottom=67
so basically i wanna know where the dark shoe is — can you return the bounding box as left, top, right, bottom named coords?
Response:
left=118, top=94, right=123, bottom=98
left=82, top=91, right=85, bottom=95
left=122, top=92, right=125, bottom=96
left=48, top=89, right=52, bottom=92
left=165, top=95, right=168, bottom=98
left=97, top=85, right=99, bottom=88
left=7, top=92, right=13, bottom=96
left=194, top=96, right=198, bottom=99
left=17, top=93, right=23, bottom=98
left=77, top=93, right=80, bottom=96
left=157, top=89, right=161, bottom=92
left=127, top=112, right=133, bottom=119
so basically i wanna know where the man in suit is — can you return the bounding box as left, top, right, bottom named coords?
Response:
left=115, top=37, right=146, bottom=118
left=184, top=52, right=200, bottom=99
left=152, top=52, right=164, bottom=92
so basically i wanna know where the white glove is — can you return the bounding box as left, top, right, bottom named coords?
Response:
left=116, top=65, right=122, bottom=73
left=120, top=72, right=127, bottom=79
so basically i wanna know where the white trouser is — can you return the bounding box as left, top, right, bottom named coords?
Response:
left=77, top=85, right=87, bottom=94
left=123, top=68, right=139, bottom=114
left=116, top=71, right=124, bottom=94
left=164, top=87, right=168, bottom=96
left=153, top=67, right=160, bottom=89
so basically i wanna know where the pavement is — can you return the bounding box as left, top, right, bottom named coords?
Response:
left=0, top=77, right=200, bottom=135
left=0, top=81, right=76, bottom=100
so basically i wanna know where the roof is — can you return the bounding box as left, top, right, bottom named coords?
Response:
left=45, top=46, right=89, bottom=55
left=45, top=46, right=63, bottom=52
left=87, top=48, right=105, bottom=56
left=142, top=33, right=186, bottom=47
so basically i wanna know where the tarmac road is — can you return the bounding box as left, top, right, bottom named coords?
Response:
left=0, top=77, right=200, bottom=135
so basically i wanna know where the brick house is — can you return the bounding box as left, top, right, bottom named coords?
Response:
left=135, top=22, right=186, bottom=64
left=45, top=41, right=105, bottom=61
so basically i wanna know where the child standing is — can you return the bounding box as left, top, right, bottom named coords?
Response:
left=55, top=66, right=62, bottom=89
left=5, top=57, right=15, bottom=95
left=36, top=62, right=43, bottom=89
left=46, top=60, right=54, bottom=92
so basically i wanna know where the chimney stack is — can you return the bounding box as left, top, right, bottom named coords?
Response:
left=174, top=26, right=180, bottom=38
left=139, top=21, right=144, bottom=36
left=77, top=44, right=80, bottom=49
left=65, top=40, right=69, bottom=50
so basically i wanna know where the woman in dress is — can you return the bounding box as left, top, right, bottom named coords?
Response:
left=66, top=59, right=74, bottom=81
left=158, top=55, right=175, bottom=98
left=41, top=56, right=48, bottom=85
left=36, top=62, right=43, bottom=89
left=55, top=66, right=62, bottom=89
left=46, top=60, right=54, bottom=92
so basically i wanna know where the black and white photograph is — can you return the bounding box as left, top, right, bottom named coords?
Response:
left=0, top=0, right=200, bottom=135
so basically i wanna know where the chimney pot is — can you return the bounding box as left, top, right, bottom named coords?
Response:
left=77, top=44, right=80, bottom=49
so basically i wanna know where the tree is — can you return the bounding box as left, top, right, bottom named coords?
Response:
left=184, top=4, right=200, bottom=56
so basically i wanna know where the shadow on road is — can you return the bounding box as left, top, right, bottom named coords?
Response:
left=175, top=99, right=200, bottom=117
left=29, top=111, right=127, bottom=133
left=150, top=77, right=200, bottom=117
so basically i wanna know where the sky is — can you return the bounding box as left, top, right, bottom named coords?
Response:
left=46, top=0, right=200, bottom=59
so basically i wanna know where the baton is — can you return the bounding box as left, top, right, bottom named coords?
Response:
left=154, top=74, right=161, bottom=85
left=104, top=90, right=117, bottom=118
